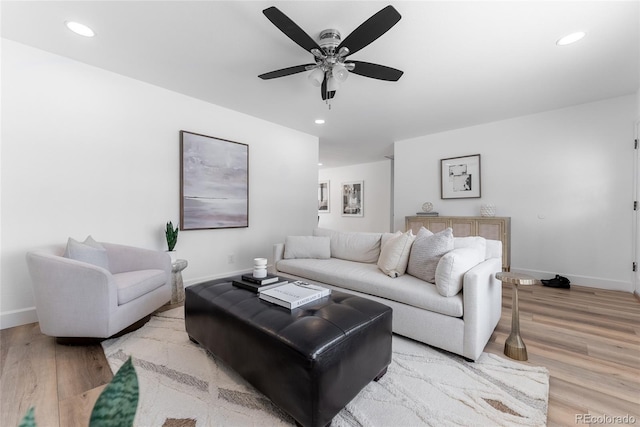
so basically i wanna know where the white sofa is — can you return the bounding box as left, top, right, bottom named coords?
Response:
left=273, top=228, right=503, bottom=361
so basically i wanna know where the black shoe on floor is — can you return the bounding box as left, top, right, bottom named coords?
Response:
left=541, top=274, right=571, bottom=289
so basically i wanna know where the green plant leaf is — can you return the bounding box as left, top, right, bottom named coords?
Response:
left=18, top=407, right=36, bottom=427
left=89, top=356, right=139, bottom=427
left=165, top=221, right=179, bottom=251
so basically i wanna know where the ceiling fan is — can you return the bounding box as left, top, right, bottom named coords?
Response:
left=258, top=5, right=404, bottom=102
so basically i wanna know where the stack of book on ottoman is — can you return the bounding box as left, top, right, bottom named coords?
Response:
left=259, top=281, right=331, bottom=310
left=232, top=273, right=288, bottom=293
left=233, top=274, right=331, bottom=309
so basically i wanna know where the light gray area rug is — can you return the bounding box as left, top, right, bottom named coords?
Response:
left=102, top=308, right=549, bottom=427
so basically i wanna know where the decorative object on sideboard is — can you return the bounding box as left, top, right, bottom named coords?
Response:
left=440, top=154, right=481, bottom=199
left=342, top=181, right=364, bottom=217
left=253, top=257, right=268, bottom=278
left=480, top=203, right=496, bottom=217
left=165, top=221, right=179, bottom=262
left=180, top=130, right=248, bottom=230
left=417, top=201, right=439, bottom=216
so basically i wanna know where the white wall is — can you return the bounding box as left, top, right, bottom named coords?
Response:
left=318, top=160, right=392, bottom=233
left=395, top=95, right=637, bottom=292
left=635, top=88, right=640, bottom=296
left=1, top=40, right=319, bottom=328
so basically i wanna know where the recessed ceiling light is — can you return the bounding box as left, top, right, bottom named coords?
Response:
left=318, top=163, right=323, bottom=166
left=65, top=21, right=95, bottom=37
left=556, top=31, right=585, bottom=46
left=314, top=119, right=325, bottom=124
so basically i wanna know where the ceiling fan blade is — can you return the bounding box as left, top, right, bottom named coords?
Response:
left=320, top=79, right=336, bottom=100
left=349, top=61, right=404, bottom=81
left=263, top=7, right=322, bottom=54
left=338, top=5, right=401, bottom=57
left=259, top=64, right=316, bottom=80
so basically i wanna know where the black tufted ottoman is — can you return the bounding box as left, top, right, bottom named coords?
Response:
left=185, top=277, right=392, bottom=427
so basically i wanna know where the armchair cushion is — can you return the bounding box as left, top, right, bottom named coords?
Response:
left=113, top=269, right=168, bottom=305
left=63, top=236, right=109, bottom=270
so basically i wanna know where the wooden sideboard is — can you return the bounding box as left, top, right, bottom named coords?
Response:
left=405, top=216, right=511, bottom=271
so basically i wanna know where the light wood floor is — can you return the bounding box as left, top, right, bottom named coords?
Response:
left=1, top=286, right=638, bottom=427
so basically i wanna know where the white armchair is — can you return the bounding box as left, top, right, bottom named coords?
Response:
left=26, top=241, right=171, bottom=341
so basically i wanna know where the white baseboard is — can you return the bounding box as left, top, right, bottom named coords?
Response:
left=0, top=307, right=38, bottom=330
left=511, top=267, right=633, bottom=293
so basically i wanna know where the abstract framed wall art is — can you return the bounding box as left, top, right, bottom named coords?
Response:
left=342, top=181, right=364, bottom=217
left=318, top=180, right=330, bottom=213
left=180, top=130, right=249, bottom=230
left=440, top=154, right=481, bottom=199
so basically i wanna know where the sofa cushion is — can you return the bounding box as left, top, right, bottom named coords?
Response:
left=377, top=231, right=415, bottom=278
left=435, top=247, right=485, bottom=297
left=407, top=227, right=454, bottom=283
left=284, top=236, right=330, bottom=259
left=63, top=236, right=109, bottom=270
left=313, top=228, right=381, bottom=263
left=454, top=236, right=487, bottom=258
left=113, top=269, right=167, bottom=305
left=276, top=258, right=463, bottom=317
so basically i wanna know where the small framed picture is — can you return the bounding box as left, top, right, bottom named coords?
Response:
left=318, top=180, right=330, bottom=213
left=342, top=181, right=364, bottom=217
left=441, top=154, right=481, bottom=199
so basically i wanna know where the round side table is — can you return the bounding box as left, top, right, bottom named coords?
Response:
left=171, top=259, right=188, bottom=304
left=495, top=271, right=538, bottom=361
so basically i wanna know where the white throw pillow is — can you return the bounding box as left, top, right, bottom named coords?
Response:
left=435, top=247, right=485, bottom=297
left=377, top=230, right=415, bottom=278
left=63, top=235, right=109, bottom=269
left=407, top=227, right=454, bottom=283
left=284, top=236, right=331, bottom=259
left=454, top=236, right=487, bottom=260
left=381, top=231, right=401, bottom=249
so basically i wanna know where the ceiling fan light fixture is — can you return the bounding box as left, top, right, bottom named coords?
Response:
left=556, top=31, right=586, bottom=46
left=259, top=6, right=403, bottom=102
left=332, top=63, right=349, bottom=82
left=308, top=68, right=325, bottom=87
left=327, top=76, right=340, bottom=92
left=319, top=29, right=341, bottom=53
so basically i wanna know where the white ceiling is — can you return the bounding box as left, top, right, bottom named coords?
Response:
left=2, top=1, right=638, bottom=168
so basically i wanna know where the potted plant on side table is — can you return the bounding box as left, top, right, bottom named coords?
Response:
left=165, top=221, right=179, bottom=262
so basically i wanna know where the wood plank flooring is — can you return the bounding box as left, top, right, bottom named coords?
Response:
left=1, top=286, right=638, bottom=426
left=484, top=284, right=640, bottom=427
